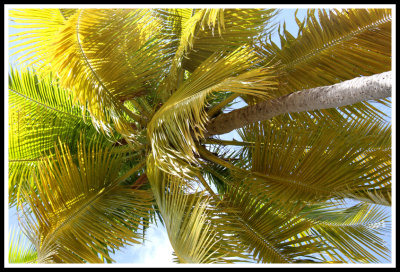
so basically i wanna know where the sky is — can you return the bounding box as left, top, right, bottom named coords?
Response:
left=5, top=4, right=394, bottom=267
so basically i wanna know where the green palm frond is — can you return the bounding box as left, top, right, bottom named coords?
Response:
left=8, top=67, right=114, bottom=207
left=17, top=137, right=153, bottom=263
left=8, top=226, right=38, bottom=264
left=200, top=144, right=245, bottom=195
left=148, top=46, right=277, bottom=178
left=302, top=203, right=391, bottom=263
left=8, top=67, right=94, bottom=158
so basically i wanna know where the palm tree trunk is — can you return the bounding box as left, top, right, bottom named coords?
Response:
left=205, top=71, right=392, bottom=137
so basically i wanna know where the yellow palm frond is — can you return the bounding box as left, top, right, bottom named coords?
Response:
left=59, top=8, right=77, bottom=20
left=9, top=9, right=171, bottom=141
left=199, top=116, right=391, bottom=207
left=246, top=9, right=392, bottom=125
left=214, top=183, right=329, bottom=263
left=238, top=117, right=391, bottom=206
left=148, top=46, right=277, bottom=178
left=9, top=9, right=67, bottom=66
left=341, top=187, right=391, bottom=206
left=47, top=9, right=167, bottom=139
left=156, top=9, right=209, bottom=99
left=18, top=137, right=153, bottom=263
left=201, top=155, right=391, bottom=264
left=181, top=8, right=277, bottom=72
left=146, top=156, right=242, bottom=263
left=251, top=8, right=392, bottom=123
left=258, top=8, right=391, bottom=95
left=157, top=8, right=277, bottom=100
left=8, top=7, right=392, bottom=264
left=303, top=203, right=391, bottom=263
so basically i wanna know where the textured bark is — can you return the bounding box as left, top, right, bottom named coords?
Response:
left=205, top=71, right=392, bottom=137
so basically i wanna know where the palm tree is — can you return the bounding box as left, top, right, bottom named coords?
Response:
left=7, top=7, right=392, bottom=264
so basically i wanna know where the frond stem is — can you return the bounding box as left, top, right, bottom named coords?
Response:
left=75, top=10, right=145, bottom=126
left=202, top=138, right=255, bottom=147
left=9, top=88, right=79, bottom=121
left=196, top=174, right=218, bottom=199
left=197, top=144, right=333, bottom=197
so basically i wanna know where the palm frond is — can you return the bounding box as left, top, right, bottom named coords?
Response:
left=155, top=8, right=210, bottom=99
left=8, top=7, right=392, bottom=265
left=148, top=46, right=277, bottom=178
left=199, top=116, right=391, bottom=207
left=340, top=187, right=391, bottom=206
left=214, top=183, right=330, bottom=263
left=9, top=9, right=172, bottom=140
left=181, top=8, right=278, bottom=73
left=155, top=8, right=277, bottom=100
left=302, top=203, right=391, bottom=263
left=146, top=156, right=245, bottom=263
left=59, top=8, right=77, bottom=20
left=9, top=9, right=67, bottom=66
left=48, top=9, right=167, bottom=138
left=8, top=226, right=38, bottom=264
left=17, top=136, right=153, bottom=263
left=8, top=67, right=113, bottom=207
left=258, top=8, right=391, bottom=94
left=8, top=67, right=94, bottom=158
left=237, top=116, right=391, bottom=206
left=254, top=8, right=391, bottom=123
